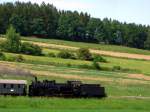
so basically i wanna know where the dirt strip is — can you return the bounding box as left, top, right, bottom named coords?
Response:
left=128, top=74, right=150, bottom=81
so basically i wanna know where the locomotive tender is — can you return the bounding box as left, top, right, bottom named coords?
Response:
left=0, top=78, right=106, bottom=98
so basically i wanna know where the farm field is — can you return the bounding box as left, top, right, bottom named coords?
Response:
left=0, top=36, right=150, bottom=112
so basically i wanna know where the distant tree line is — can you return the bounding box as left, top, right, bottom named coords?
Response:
left=0, top=2, right=150, bottom=50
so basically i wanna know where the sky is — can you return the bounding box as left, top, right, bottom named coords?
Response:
left=0, top=0, right=150, bottom=25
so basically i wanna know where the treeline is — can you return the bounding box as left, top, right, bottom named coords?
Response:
left=0, top=2, right=150, bottom=50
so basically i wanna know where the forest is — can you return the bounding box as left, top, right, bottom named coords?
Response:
left=0, top=2, right=150, bottom=50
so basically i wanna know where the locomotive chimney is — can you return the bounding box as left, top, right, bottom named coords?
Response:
left=35, top=76, right=37, bottom=82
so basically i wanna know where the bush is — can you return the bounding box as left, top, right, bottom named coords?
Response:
left=77, top=48, right=93, bottom=61
left=57, top=51, right=76, bottom=59
left=20, top=42, right=42, bottom=56
left=15, top=55, right=25, bottom=62
left=0, top=52, right=6, bottom=60
left=93, top=55, right=107, bottom=63
left=78, top=64, right=93, bottom=69
left=112, top=66, right=121, bottom=71
left=5, top=56, right=16, bottom=61
left=0, top=41, right=9, bottom=52
left=47, top=52, right=56, bottom=57
left=92, top=60, right=101, bottom=70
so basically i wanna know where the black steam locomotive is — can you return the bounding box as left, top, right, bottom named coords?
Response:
left=0, top=77, right=106, bottom=98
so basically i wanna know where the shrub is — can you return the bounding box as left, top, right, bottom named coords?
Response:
left=0, top=52, right=6, bottom=60
left=20, top=42, right=42, bottom=56
left=47, top=52, right=56, bottom=57
left=5, top=56, right=16, bottom=61
left=0, top=41, right=9, bottom=52
left=57, top=51, right=75, bottom=59
left=112, top=66, right=121, bottom=71
left=15, top=55, right=25, bottom=62
left=77, top=48, right=93, bottom=61
left=93, top=55, right=107, bottom=63
left=78, top=64, right=93, bottom=69
left=92, top=60, right=101, bottom=70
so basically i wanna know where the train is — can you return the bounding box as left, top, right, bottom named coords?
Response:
left=0, top=77, right=106, bottom=98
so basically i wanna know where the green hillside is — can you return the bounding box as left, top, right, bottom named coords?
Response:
left=23, top=37, right=150, bottom=55
left=0, top=36, right=150, bottom=112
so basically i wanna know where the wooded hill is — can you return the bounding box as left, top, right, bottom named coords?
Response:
left=0, top=2, right=150, bottom=50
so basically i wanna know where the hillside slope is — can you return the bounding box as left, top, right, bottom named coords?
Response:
left=0, top=37, right=150, bottom=112
left=27, top=40, right=150, bottom=60
left=22, top=37, right=150, bottom=55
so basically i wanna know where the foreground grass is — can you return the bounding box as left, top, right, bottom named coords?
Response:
left=0, top=97, right=149, bottom=112
left=22, top=37, right=150, bottom=55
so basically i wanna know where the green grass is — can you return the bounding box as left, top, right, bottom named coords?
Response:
left=103, top=56, right=150, bottom=75
left=22, top=36, right=150, bottom=55
left=0, top=97, right=149, bottom=112
left=43, top=48, right=60, bottom=55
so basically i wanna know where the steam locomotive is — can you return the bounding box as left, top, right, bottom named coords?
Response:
left=0, top=77, right=106, bottom=98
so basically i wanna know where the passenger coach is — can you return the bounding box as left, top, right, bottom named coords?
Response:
left=0, top=79, right=27, bottom=96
